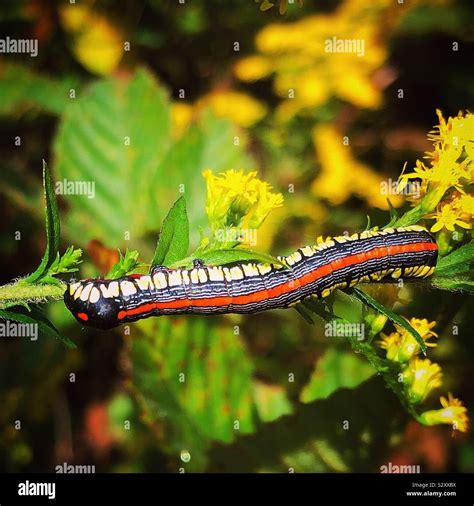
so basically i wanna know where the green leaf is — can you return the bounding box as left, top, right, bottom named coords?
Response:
left=53, top=69, right=253, bottom=249
left=171, top=248, right=287, bottom=269
left=129, top=316, right=256, bottom=470
left=431, top=273, right=474, bottom=294
left=48, top=246, right=83, bottom=276
left=209, top=376, right=403, bottom=472
left=383, top=198, right=398, bottom=228
left=435, top=241, right=474, bottom=276
left=0, top=63, right=79, bottom=116
left=106, top=250, right=141, bottom=279
left=28, top=306, right=76, bottom=349
left=0, top=308, right=36, bottom=325
left=0, top=306, right=76, bottom=348
left=293, top=303, right=316, bottom=324
left=300, top=349, right=374, bottom=403
left=253, top=381, right=293, bottom=422
left=352, top=287, right=427, bottom=354
left=364, top=215, right=371, bottom=231
left=392, top=202, right=425, bottom=228
left=24, top=161, right=61, bottom=284
left=294, top=296, right=334, bottom=324
left=152, top=196, right=189, bottom=267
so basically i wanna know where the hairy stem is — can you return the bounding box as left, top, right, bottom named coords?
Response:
left=0, top=279, right=66, bottom=309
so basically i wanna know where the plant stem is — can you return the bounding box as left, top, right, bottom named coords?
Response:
left=0, top=279, right=66, bottom=309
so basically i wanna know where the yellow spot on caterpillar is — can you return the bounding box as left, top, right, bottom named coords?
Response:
left=69, top=282, right=80, bottom=295
left=153, top=272, right=168, bottom=289
left=391, top=268, right=402, bottom=279
left=181, top=270, right=190, bottom=285
left=406, top=225, right=426, bottom=232
left=208, top=267, right=224, bottom=282
left=197, top=269, right=208, bottom=283
left=100, top=281, right=119, bottom=298
left=168, top=271, right=183, bottom=286
left=257, top=264, right=272, bottom=275
left=301, top=246, right=314, bottom=257
left=190, top=269, right=200, bottom=284
left=242, top=264, right=259, bottom=277
left=89, top=286, right=100, bottom=303
left=230, top=266, right=244, bottom=280
left=73, top=285, right=83, bottom=300
left=136, top=276, right=154, bottom=291
left=416, top=266, right=428, bottom=277
left=222, top=267, right=233, bottom=282
left=80, top=283, right=93, bottom=301
left=120, top=280, right=137, bottom=296
left=292, top=251, right=303, bottom=263
left=410, top=265, right=421, bottom=276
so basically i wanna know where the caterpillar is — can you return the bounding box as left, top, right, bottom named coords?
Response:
left=64, top=225, right=438, bottom=330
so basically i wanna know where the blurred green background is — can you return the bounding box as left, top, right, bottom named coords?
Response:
left=0, top=0, right=473, bottom=473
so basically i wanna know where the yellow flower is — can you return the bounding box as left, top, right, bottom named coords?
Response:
left=399, top=152, right=470, bottom=195
left=419, top=393, right=469, bottom=433
left=457, top=194, right=474, bottom=216
left=196, top=91, right=267, bottom=128
left=402, top=358, right=442, bottom=404
left=171, top=103, right=193, bottom=138
left=59, top=3, right=123, bottom=76
left=203, top=170, right=284, bottom=234
left=311, top=124, right=403, bottom=210
left=234, top=56, right=272, bottom=81
left=378, top=318, right=438, bottom=362
left=428, top=202, right=472, bottom=233
left=234, top=0, right=440, bottom=119
left=399, top=110, right=474, bottom=218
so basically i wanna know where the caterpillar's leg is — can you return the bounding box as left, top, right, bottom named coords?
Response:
left=193, top=259, right=205, bottom=268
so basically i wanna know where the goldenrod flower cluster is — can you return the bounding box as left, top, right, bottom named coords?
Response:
left=202, top=169, right=284, bottom=242
left=379, top=318, right=438, bottom=363
left=196, top=91, right=267, bottom=128
left=235, top=9, right=384, bottom=120
left=170, top=90, right=267, bottom=138
left=379, top=318, right=468, bottom=432
left=399, top=110, right=474, bottom=238
left=59, top=3, right=124, bottom=76
left=235, top=0, right=443, bottom=120
left=311, top=124, right=403, bottom=210
left=419, top=393, right=469, bottom=433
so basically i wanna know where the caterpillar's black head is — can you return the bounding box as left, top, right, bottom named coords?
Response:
left=64, top=281, right=122, bottom=330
